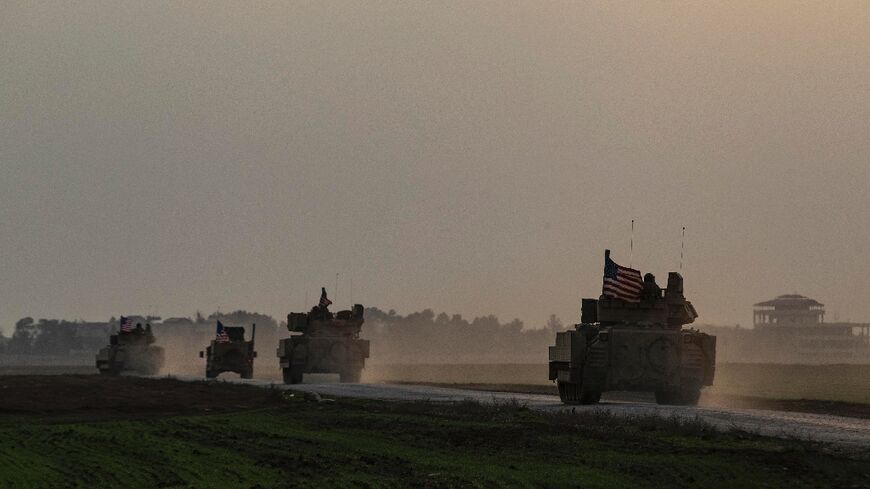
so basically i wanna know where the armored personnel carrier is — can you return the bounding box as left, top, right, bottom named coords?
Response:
left=96, top=321, right=165, bottom=375
left=277, top=302, right=369, bottom=384
left=199, top=322, right=257, bottom=379
left=549, top=251, right=716, bottom=405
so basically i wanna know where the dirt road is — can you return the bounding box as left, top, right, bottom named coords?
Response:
left=208, top=379, right=870, bottom=450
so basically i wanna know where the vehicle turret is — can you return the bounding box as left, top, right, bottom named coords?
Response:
left=594, top=271, right=697, bottom=327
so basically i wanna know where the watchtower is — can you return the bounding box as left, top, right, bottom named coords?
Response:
left=753, top=294, right=824, bottom=327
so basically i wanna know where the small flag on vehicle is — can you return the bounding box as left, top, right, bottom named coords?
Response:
left=319, top=287, right=332, bottom=308
left=120, top=316, right=134, bottom=333
left=215, top=321, right=230, bottom=343
left=602, top=249, right=643, bottom=302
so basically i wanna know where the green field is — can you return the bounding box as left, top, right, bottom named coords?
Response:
left=0, top=377, right=868, bottom=489
left=368, top=363, right=870, bottom=404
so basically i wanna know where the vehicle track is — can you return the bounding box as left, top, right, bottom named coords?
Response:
left=207, top=378, right=870, bottom=451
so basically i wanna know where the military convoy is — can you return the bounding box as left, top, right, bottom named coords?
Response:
left=548, top=251, right=716, bottom=405
left=277, top=303, right=370, bottom=384
left=94, top=256, right=717, bottom=406
left=96, top=293, right=371, bottom=384
left=199, top=322, right=257, bottom=379
left=95, top=322, right=165, bottom=376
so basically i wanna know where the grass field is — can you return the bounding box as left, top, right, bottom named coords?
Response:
left=368, top=363, right=870, bottom=404
left=0, top=376, right=869, bottom=488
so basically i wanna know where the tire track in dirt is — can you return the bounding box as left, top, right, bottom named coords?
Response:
left=203, top=378, right=870, bottom=451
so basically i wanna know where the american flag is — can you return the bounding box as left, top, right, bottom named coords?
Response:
left=215, top=321, right=230, bottom=343
left=319, top=287, right=332, bottom=308
left=120, top=316, right=134, bottom=333
left=602, top=250, right=643, bottom=302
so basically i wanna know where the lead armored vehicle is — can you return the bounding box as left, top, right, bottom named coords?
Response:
left=277, top=303, right=369, bottom=384
left=96, top=322, right=165, bottom=375
left=199, top=322, right=257, bottom=379
left=549, top=251, right=716, bottom=405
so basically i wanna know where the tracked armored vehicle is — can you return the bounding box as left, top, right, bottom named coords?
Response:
left=277, top=303, right=369, bottom=384
left=96, top=323, right=165, bottom=375
left=200, top=323, right=257, bottom=379
left=549, top=251, right=716, bottom=405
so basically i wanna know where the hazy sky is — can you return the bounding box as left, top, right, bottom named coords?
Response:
left=2, top=2, right=869, bottom=335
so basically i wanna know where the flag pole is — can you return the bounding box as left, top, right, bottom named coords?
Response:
left=680, top=226, right=686, bottom=271
left=630, top=219, right=634, bottom=268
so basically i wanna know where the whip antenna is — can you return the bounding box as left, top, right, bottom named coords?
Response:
left=630, top=219, right=635, bottom=268
left=680, top=226, right=686, bottom=271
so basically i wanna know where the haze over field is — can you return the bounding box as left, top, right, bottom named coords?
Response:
left=2, top=2, right=869, bottom=335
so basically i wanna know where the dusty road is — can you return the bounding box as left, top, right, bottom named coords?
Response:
left=198, top=378, right=870, bottom=451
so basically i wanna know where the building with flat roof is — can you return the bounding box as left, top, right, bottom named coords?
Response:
left=750, top=294, right=870, bottom=362
left=753, top=294, right=825, bottom=326
left=696, top=294, right=870, bottom=363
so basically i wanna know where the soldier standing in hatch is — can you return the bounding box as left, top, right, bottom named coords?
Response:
left=641, top=273, right=662, bottom=301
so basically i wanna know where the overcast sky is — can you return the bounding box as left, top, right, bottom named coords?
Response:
left=2, top=2, right=869, bottom=334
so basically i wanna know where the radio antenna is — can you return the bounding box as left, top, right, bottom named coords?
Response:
left=630, top=219, right=635, bottom=268
left=680, top=226, right=686, bottom=271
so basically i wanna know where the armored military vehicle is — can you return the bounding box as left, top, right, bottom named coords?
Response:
left=96, top=321, right=165, bottom=375
left=199, top=322, right=257, bottom=379
left=277, top=302, right=369, bottom=384
left=549, top=251, right=716, bottom=405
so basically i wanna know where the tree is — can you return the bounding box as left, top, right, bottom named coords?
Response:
left=546, top=314, right=564, bottom=332
left=8, top=317, right=37, bottom=354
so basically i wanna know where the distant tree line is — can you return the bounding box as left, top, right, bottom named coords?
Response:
left=1, top=311, right=280, bottom=357
left=2, top=308, right=570, bottom=364
left=0, top=318, right=112, bottom=356
left=362, top=307, right=567, bottom=364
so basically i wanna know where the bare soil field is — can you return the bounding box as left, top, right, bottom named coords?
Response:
left=399, top=382, right=870, bottom=419
left=368, top=363, right=870, bottom=404
left=0, top=375, right=281, bottom=418
left=4, top=361, right=868, bottom=415
left=0, top=365, right=95, bottom=376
